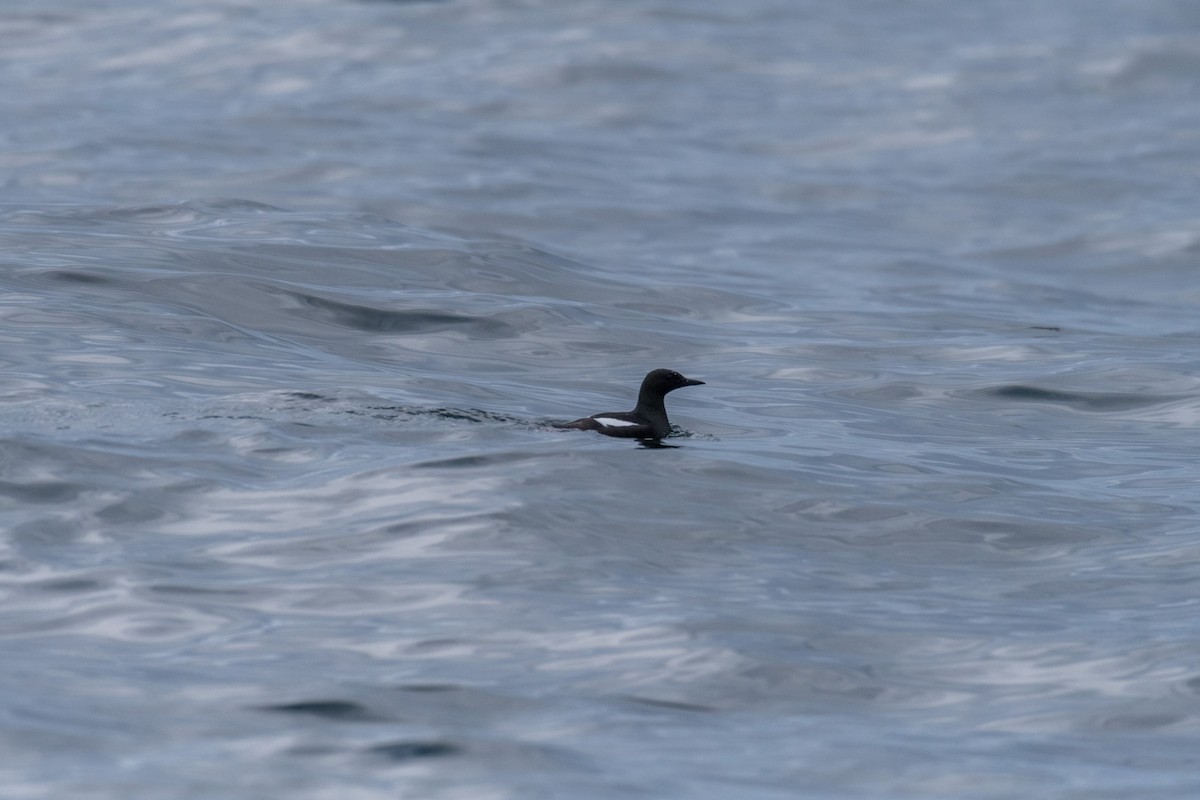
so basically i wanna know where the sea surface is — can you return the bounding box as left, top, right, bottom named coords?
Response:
left=4, top=1, right=1200, bottom=798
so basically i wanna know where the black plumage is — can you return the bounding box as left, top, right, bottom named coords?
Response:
left=557, top=368, right=704, bottom=441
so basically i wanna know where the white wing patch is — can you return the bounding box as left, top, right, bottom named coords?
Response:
left=593, top=416, right=638, bottom=428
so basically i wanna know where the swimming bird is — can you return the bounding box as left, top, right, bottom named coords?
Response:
left=557, top=368, right=704, bottom=441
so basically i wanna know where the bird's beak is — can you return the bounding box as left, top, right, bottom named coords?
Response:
left=684, top=378, right=705, bottom=386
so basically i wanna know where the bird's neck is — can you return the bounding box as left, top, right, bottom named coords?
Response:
left=633, top=392, right=668, bottom=423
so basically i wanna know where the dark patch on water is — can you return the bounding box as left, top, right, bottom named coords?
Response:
left=636, top=439, right=681, bottom=449
left=33, top=577, right=107, bottom=593
left=41, top=269, right=116, bottom=286
left=368, top=740, right=462, bottom=761
left=258, top=700, right=391, bottom=722
left=0, top=480, right=85, bottom=503
left=293, top=291, right=517, bottom=338
left=394, top=683, right=461, bottom=693
left=621, top=695, right=716, bottom=713
left=361, top=406, right=529, bottom=425
left=973, top=384, right=1181, bottom=412
left=1095, top=712, right=1185, bottom=732
left=413, top=451, right=543, bottom=469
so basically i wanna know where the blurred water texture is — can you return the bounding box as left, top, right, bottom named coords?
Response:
left=3, top=1, right=1200, bottom=798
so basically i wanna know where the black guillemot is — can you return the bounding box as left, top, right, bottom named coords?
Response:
left=556, top=368, right=704, bottom=441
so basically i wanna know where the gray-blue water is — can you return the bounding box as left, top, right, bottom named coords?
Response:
left=4, top=1, right=1200, bottom=797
